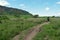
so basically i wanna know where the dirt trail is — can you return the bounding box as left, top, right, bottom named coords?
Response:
left=24, top=22, right=49, bottom=40
left=12, top=22, right=49, bottom=40
left=12, top=34, right=20, bottom=40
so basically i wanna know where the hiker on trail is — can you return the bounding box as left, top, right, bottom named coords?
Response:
left=47, top=17, right=50, bottom=22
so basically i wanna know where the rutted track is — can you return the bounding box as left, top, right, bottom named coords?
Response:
left=12, top=22, right=49, bottom=40
left=24, top=22, right=49, bottom=40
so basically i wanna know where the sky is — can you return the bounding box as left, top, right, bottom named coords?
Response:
left=0, top=0, right=60, bottom=16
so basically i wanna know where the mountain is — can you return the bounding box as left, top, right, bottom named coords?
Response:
left=0, top=5, right=32, bottom=16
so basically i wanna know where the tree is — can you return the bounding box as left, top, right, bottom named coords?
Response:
left=33, top=15, right=39, bottom=18
left=52, top=16, right=55, bottom=18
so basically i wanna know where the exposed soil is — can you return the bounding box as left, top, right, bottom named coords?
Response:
left=12, top=22, right=49, bottom=40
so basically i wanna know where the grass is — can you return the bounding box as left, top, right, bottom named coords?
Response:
left=19, top=18, right=47, bottom=40
left=33, top=18, right=60, bottom=40
left=0, top=16, right=46, bottom=40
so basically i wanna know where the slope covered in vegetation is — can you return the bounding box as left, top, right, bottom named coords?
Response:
left=0, top=6, right=32, bottom=16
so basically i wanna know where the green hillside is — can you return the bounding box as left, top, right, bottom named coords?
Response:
left=0, top=6, right=32, bottom=16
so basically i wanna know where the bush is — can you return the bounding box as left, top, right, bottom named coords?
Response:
left=33, top=15, right=39, bottom=18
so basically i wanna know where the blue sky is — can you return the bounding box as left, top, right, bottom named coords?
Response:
left=0, top=0, right=60, bottom=16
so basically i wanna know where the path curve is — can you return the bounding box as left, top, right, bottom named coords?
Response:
left=24, top=22, right=49, bottom=40
left=12, top=22, right=49, bottom=40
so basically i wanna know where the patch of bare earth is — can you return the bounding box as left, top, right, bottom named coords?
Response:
left=24, top=22, right=49, bottom=40
left=12, top=22, right=49, bottom=40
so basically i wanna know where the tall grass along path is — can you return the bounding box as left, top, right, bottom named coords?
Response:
left=12, top=22, right=49, bottom=40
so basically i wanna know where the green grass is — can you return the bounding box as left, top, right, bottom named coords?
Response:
left=19, top=18, right=47, bottom=40
left=0, top=16, right=46, bottom=40
left=33, top=18, right=60, bottom=40
left=20, top=15, right=33, bottom=19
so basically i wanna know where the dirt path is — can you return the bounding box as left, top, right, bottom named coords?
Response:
left=24, top=22, right=49, bottom=40
left=12, top=22, right=49, bottom=40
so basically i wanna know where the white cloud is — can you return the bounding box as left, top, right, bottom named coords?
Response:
left=45, top=7, right=50, bottom=11
left=0, top=0, right=10, bottom=6
left=57, top=12, right=60, bottom=15
left=19, top=4, right=26, bottom=9
left=56, top=2, right=60, bottom=4
left=54, top=12, right=60, bottom=16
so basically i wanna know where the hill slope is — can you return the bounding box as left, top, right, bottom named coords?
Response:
left=0, top=6, right=32, bottom=16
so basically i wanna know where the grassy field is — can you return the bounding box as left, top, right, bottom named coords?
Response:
left=33, top=18, right=60, bottom=40
left=0, top=15, right=47, bottom=40
left=1, top=15, right=60, bottom=40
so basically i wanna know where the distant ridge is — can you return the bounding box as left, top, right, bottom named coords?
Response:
left=0, top=5, right=32, bottom=16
